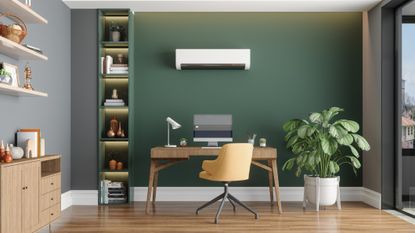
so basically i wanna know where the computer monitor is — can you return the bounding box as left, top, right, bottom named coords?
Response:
left=193, top=114, right=233, bottom=147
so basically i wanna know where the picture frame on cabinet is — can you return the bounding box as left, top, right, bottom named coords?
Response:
left=16, top=128, right=41, bottom=158
left=0, top=62, right=20, bottom=87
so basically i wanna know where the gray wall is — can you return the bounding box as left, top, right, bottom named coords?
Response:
left=0, top=0, right=71, bottom=192
left=362, top=0, right=391, bottom=193
left=71, top=10, right=98, bottom=190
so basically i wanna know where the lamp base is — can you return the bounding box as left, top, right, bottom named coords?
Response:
left=164, top=145, right=177, bottom=148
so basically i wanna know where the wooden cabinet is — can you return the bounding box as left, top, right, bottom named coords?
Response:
left=0, top=155, right=61, bottom=233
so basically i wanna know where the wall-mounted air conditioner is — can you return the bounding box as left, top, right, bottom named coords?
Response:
left=175, top=49, right=251, bottom=70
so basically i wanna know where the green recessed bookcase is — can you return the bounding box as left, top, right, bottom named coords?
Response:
left=98, top=9, right=135, bottom=205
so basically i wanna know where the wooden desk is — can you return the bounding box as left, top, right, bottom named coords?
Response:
left=146, top=147, right=282, bottom=214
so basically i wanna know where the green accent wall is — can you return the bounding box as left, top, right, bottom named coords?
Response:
left=133, top=13, right=362, bottom=187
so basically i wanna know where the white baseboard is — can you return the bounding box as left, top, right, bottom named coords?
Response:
left=132, top=186, right=363, bottom=202
left=61, top=191, right=72, bottom=211
left=60, top=187, right=381, bottom=209
left=361, top=187, right=382, bottom=209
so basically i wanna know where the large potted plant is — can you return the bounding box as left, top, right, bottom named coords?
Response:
left=282, top=107, right=370, bottom=209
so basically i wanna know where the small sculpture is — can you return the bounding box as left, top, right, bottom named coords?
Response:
left=111, top=89, right=118, bottom=99
left=23, top=63, right=33, bottom=90
left=259, top=138, right=267, bottom=147
left=3, top=145, right=13, bottom=163
left=109, top=159, right=117, bottom=170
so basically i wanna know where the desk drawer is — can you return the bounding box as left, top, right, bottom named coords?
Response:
left=40, top=189, right=60, bottom=211
left=40, top=174, right=61, bottom=194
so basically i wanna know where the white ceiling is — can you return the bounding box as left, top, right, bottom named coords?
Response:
left=63, top=0, right=381, bottom=12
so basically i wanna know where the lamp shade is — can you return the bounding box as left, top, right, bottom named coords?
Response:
left=166, top=117, right=181, bottom=129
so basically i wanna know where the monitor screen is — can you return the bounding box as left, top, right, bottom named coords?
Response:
left=193, top=114, right=232, bottom=146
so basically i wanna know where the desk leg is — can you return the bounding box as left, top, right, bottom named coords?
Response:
left=153, top=171, right=159, bottom=203
left=271, top=159, right=282, bottom=214
left=267, top=160, right=274, bottom=205
left=146, top=160, right=157, bottom=214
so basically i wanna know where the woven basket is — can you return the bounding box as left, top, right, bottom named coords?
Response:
left=0, top=13, right=27, bottom=44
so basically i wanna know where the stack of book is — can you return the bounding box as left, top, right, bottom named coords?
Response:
left=104, top=99, right=125, bottom=107
left=100, top=180, right=127, bottom=204
left=108, top=182, right=127, bottom=204
left=109, top=64, right=128, bottom=74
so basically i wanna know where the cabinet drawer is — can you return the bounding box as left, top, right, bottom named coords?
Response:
left=39, top=208, right=50, bottom=228
left=50, top=189, right=60, bottom=206
left=40, top=174, right=61, bottom=194
left=50, top=204, right=60, bottom=222
left=40, top=193, right=50, bottom=211
left=40, top=189, right=60, bottom=211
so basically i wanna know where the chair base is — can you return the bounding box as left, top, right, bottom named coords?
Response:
left=196, top=183, right=259, bottom=224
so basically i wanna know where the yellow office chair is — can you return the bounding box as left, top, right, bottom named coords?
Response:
left=196, top=143, right=258, bottom=224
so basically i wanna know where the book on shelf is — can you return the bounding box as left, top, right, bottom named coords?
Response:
left=22, top=44, right=43, bottom=54
left=104, top=102, right=125, bottom=106
left=111, top=64, right=128, bottom=67
left=101, top=56, right=129, bottom=74
left=104, top=99, right=125, bottom=106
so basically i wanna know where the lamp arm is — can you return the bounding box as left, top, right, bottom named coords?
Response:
left=167, top=121, right=170, bottom=146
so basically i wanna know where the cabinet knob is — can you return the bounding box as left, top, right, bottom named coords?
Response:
left=51, top=182, right=54, bottom=185
left=51, top=198, right=54, bottom=201
left=51, top=213, right=54, bottom=216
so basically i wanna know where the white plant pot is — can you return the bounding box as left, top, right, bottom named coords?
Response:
left=304, top=175, right=339, bottom=206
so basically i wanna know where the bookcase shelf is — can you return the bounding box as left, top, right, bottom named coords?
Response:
left=0, top=0, right=48, bottom=24
left=0, top=36, right=47, bottom=61
left=98, top=9, right=134, bottom=205
left=0, top=83, right=48, bottom=97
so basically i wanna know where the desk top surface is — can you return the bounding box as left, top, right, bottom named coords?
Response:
left=151, top=147, right=276, bottom=160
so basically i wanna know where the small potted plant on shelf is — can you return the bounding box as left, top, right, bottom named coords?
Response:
left=0, top=68, right=12, bottom=85
left=282, top=107, right=370, bottom=211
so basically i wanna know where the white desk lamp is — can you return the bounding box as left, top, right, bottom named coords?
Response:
left=165, top=117, right=181, bottom=147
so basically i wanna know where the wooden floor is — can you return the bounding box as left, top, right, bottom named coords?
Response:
left=41, top=202, right=415, bottom=233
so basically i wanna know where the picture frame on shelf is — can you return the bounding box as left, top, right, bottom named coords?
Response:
left=0, top=62, right=19, bottom=87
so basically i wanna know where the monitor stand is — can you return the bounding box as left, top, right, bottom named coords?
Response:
left=202, top=142, right=221, bottom=149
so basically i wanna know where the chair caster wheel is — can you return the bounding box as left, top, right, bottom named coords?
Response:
left=215, top=220, right=219, bottom=224
left=255, top=214, right=259, bottom=219
left=196, top=211, right=199, bottom=215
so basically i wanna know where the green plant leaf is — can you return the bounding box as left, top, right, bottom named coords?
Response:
left=282, top=158, right=296, bottom=171
left=337, top=134, right=354, bottom=145
left=346, top=156, right=361, bottom=169
left=349, top=145, right=359, bottom=158
left=297, top=125, right=309, bottom=139
left=307, top=126, right=316, bottom=137
left=282, top=119, right=303, bottom=132
left=286, top=135, right=299, bottom=148
left=329, top=161, right=340, bottom=175
left=321, top=136, right=338, bottom=156
left=352, top=134, right=371, bottom=151
left=309, top=112, right=323, bottom=124
left=335, top=119, right=360, bottom=133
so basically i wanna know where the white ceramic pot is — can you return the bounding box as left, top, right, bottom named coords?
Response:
left=112, top=31, right=121, bottom=42
left=304, top=175, right=339, bottom=206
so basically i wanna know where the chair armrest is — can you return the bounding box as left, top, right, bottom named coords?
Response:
left=202, top=160, right=217, bottom=173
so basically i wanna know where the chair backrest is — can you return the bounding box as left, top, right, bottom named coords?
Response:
left=213, top=143, right=254, bottom=181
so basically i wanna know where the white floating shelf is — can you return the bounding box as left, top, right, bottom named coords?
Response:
left=0, top=36, right=47, bottom=60
left=0, top=0, right=48, bottom=24
left=0, top=83, right=48, bottom=97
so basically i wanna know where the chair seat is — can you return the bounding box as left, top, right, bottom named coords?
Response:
left=199, top=171, right=245, bottom=182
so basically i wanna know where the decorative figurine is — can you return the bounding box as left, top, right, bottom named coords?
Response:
left=23, top=63, right=33, bottom=90
left=111, top=89, right=118, bottom=99
left=10, top=144, right=24, bottom=159
left=110, top=117, right=119, bottom=134
left=259, top=138, right=267, bottom=147
left=248, top=134, right=257, bottom=145
left=116, top=54, right=125, bottom=64
left=3, top=145, right=13, bottom=163
left=0, top=140, right=5, bottom=162
left=116, top=122, right=126, bottom=138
